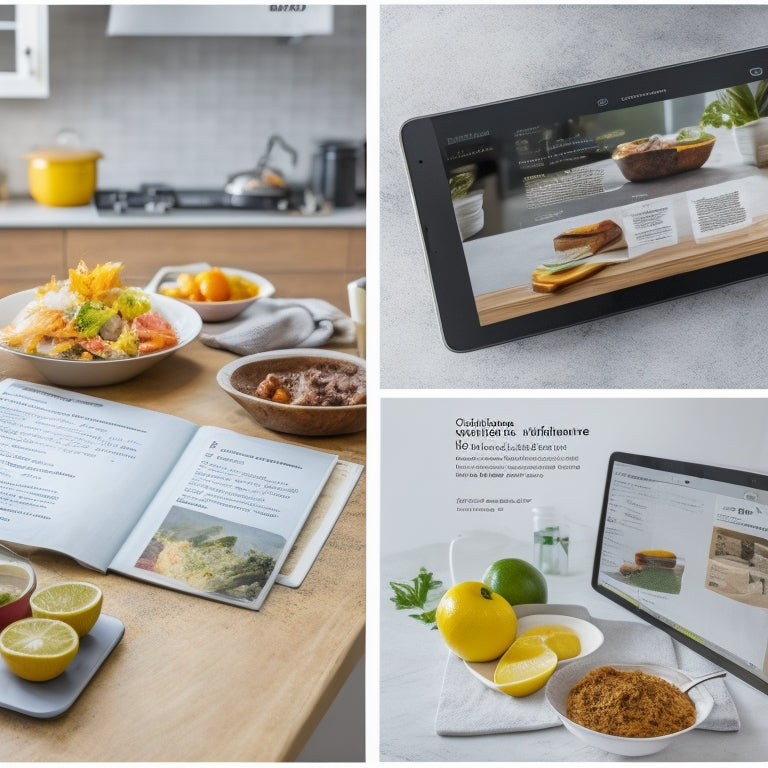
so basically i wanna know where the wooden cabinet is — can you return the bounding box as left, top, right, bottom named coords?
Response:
left=1, top=226, right=364, bottom=310
left=0, top=230, right=65, bottom=294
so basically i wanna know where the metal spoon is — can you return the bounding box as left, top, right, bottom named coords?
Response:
left=679, top=670, right=726, bottom=693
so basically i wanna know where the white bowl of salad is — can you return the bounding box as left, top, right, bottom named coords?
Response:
left=0, top=262, right=202, bottom=387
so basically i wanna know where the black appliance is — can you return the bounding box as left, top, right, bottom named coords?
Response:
left=311, top=140, right=364, bottom=208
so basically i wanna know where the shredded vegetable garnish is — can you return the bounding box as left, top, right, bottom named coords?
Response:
left=0, top=261, right=178, bottom=360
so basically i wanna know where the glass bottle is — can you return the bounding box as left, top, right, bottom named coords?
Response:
left=532, top=507, right=569, bottom=575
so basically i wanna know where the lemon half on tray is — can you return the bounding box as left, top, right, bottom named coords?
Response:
left=463, top=613, right=604, bottom=695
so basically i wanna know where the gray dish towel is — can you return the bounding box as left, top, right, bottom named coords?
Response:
left=435, top=605, right=740, bottom=736
left=200, top=297, right=356, bottom=355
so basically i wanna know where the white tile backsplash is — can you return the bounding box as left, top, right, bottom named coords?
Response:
left=0, top=5, right=365, bottom=194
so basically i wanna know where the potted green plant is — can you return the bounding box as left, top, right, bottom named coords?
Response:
left=700, top=81, right=768, bottom=167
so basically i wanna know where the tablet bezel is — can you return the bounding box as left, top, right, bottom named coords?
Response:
left=401, top=46, right=768, bottom=352
left=592, top=451, right=768, bottom=696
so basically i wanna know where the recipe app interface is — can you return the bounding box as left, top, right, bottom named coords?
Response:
left=596, top=460, right=768, bottom=684
left=437, top=76, right=768, bottom=326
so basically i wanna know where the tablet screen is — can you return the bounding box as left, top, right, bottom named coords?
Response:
left=593, top=451, right=768, bottom=695
left=401, top=46, right=768, bottom=351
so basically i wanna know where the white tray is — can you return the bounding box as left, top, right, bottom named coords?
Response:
left=0, top=613, right=124, bottom=718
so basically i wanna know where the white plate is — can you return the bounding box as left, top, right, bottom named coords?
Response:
left=146, top=264, right=276, bottom=322
left=463, top=612, right=604, bottom=692
left=0, top=290, right=202, bottom=387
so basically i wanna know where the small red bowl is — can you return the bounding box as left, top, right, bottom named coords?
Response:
left=0, top=561, right=36, bottom=630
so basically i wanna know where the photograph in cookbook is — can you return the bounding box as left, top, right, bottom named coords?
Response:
left=401, top=44, right=768, bottom=350
left=380, top=397, right=768, bottom=761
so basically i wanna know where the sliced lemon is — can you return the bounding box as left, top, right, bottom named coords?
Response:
left=0, top=618, right=79, bottom=681
left=517, top=624, right=581, bottom=660
left=493, top=636, right=558, bottom=697
left=30, top=581, right=103, bottom=637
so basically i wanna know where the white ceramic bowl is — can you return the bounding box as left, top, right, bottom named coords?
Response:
left=464, top=612, right=604, bottom=691
left=146, top=265, right=276, bottom=322
left=545, top=660, right=715, bottom=756
left=0, top=290, right=202, bottom=387
left=217, top=348, right=366, bottom=436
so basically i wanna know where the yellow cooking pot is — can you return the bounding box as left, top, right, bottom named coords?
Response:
left=23, top=147, right=103, bottom=207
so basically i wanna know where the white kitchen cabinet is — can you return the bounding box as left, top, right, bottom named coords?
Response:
left=0, top=5, right=48, bottom=98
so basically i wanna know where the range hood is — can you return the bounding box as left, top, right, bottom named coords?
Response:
left=106, top=5, right=334, bottom=38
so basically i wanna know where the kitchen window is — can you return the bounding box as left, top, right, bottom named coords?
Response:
left=0, top=5, right=48, bottom=98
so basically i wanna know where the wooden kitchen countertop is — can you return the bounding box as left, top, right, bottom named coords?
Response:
left=0, top=339, right=366, bottom=761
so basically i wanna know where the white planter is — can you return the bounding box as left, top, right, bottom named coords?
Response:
left=453, top=190, right=484, bottom=240
left=733, top=117, right=768, bottom=167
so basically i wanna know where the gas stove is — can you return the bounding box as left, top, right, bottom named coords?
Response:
left=93, top=183, right=320, bottom=215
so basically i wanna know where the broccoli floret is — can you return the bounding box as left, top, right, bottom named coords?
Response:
left=114, top=288, right=152, bottom=321
left=74, top=301, right=118, bottom=338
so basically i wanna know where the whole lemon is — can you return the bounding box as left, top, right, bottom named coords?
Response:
left=435, top=581, right=518, bottom=662
left=482, top=558, right=548, bottom=607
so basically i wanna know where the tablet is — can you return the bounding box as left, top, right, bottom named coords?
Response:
left=401, top=46, right=768, bottom=351
left=593, top=451, right=768, bottom=695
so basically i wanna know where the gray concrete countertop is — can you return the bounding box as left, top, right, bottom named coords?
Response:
left=380, top=5, right=768, bottom=389
left=0, top=197, right=365, bottom=229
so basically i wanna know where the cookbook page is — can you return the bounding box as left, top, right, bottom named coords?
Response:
left=110, top=425, right=338, bottom=609
left=0, top=378, right=197, bottom=571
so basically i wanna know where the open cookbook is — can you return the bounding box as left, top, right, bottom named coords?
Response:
left=0, top=378, right=362, bottom=610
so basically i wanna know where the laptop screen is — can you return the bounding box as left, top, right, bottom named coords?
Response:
left=593, top=451, right=768, bottom=694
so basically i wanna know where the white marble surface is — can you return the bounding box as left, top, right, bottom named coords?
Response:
left=380, top=543, right=768, bottom=762
left=0, top=197, right=365, bottom=229
left=379, top=4, right=768, bottom=388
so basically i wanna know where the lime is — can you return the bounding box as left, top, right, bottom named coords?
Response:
left=30, top=581, right=103, bottom=637
left=435, top=581, right=518, bottom=662
left=0, top=617, right=79, bottom=681
left=517, top=624, right=581, bottom=660
left=483, top=558, right=548, bottom=607
left=493, top=636, right=558, bottom=696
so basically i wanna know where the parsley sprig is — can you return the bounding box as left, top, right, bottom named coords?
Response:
left=389, top=567, right=444, bottom=627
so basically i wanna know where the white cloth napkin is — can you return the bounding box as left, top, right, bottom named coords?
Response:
left=199, top=297, right=356, bottom=355
left=435, top=605, right=740, bottom=736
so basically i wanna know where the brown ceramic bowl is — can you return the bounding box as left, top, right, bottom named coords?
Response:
left=612, top=136, right=715, bottom=181
left=217, top=349, right=366, bottom=436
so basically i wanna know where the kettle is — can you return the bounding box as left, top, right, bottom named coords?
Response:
left=225, top=134, right=298, bottom=209
left=311, top=140, right=363, bottom=208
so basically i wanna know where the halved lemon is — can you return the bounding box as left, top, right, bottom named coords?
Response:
left=0, top=617, right=79, bottom=681
left=517, top=624, right=581, bottom=660
left=30, top=581, right=103, bottom=637
left=493, top=636, right=558, bottom=697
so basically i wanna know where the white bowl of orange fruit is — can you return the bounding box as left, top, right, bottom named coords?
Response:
left=147, top=264, right=275, bottom=322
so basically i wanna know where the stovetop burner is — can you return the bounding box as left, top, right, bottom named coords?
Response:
left=94, top=183, right=316, bottom=215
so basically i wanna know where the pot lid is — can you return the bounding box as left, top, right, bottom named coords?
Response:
left=23, top=147, right=103, bottom=163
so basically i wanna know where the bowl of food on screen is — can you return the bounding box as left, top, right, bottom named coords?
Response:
left=217, top=349, right=366, bottom=436
left=0, top=261, right=202, bottom=387
left=147, top=265, right=275, bottom=322
left=612, top=128, right=716, bottom=182
left=545, top=660, right=715, bottom=757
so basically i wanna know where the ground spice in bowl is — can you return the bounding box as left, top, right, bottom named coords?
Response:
left=566, top=666, right=697, bottom=737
